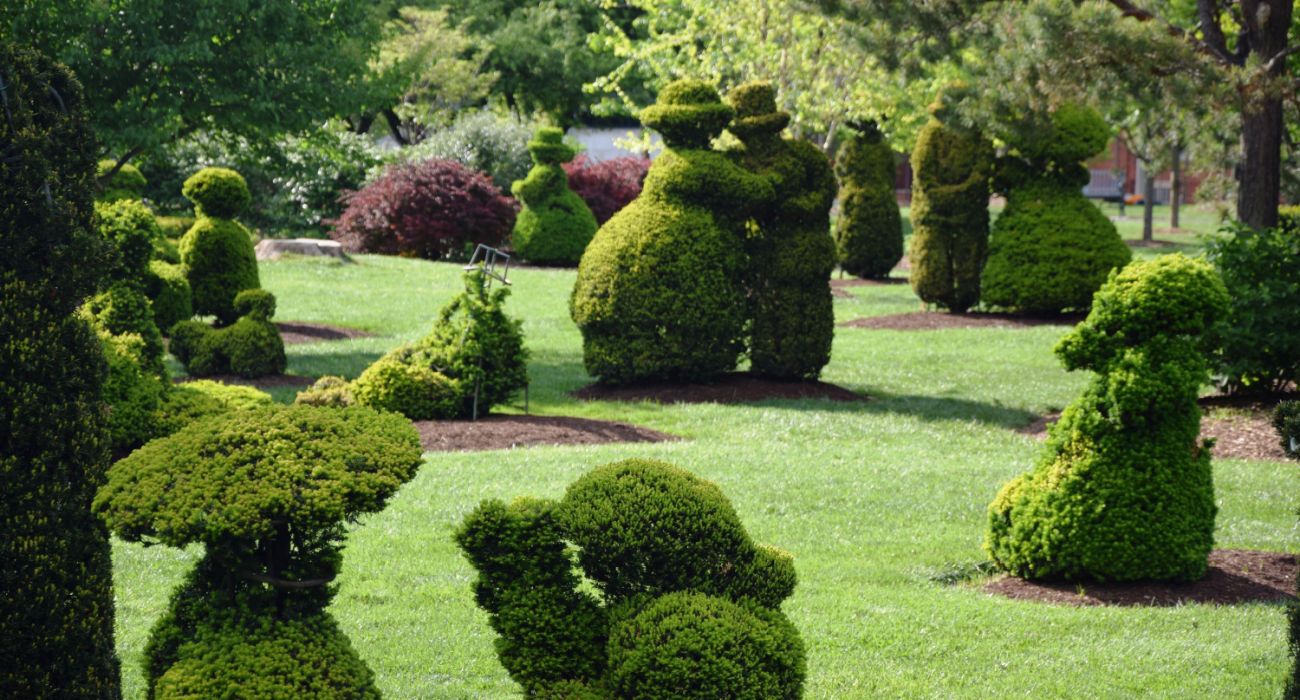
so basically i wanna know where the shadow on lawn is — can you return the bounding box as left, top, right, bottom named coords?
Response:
left=287, top=349, right=385, bottom=381
left=808, top=391, right=1039, bottom=429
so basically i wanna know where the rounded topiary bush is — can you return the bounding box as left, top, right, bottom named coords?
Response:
left=510, top=127, right=598, bottom=265
left=181, top=167, right=251, bottom=219
left=562, top=154, right=650, bottom=225
left=156, top=380, right=272, bottom=435
left=295, top=376, right=355, bottom=408
left=985, top=254, right=1229, bottom=582
left=97, top=159, right=148, bottom=203
left=835, top=121, right=902, bottom=279
left=351, top=356, right=460, bottom=420
left=145, top=260, right=193, bottom=330
left=179, top=216, right=259, bottom=325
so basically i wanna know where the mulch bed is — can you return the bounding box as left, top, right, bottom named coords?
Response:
left=174, top=374, right=316, bottom=390
left=985, top=549, right=1297, bottom=606
left=413, top=414, right=675, bottom=452
left=275, top=321, right=373, bottom=345
left=841, top=311, right=1085, bottom=331
left=572, top=372, right=867, bottom=405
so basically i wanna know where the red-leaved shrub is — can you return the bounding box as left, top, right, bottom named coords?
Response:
left=562, top=154, right=651, bottom=225
left=331, top=159, right=517, bottom=260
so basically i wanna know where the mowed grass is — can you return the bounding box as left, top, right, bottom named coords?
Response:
left=111, top=252, right=1298, bottom=698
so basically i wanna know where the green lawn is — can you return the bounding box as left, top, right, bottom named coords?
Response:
left=113, top=251, right=1297, bottom=698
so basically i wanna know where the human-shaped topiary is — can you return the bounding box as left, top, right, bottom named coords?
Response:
left=97, top=158, right=148, bottom=202
left=178, top=167, right=260, bottom=325
left=88, top=198, right=168, bottom=378
left=93, top=404, right=423, bottom=699
left=170, top=289, right=286, bottom=378
left=908, top=90, right=994, bottom=313
left=511, top=127, right=599, bottom=265
left=571, top=80, right=775, bottom=384
left=986, top=255, right=1229, bottom=582
left=835, top=120, right=903, bottom=279
left=981, top=104, right=1131, bottom=313
left=727, top=82, right=838, bottom=380
left=456, top=458, right=806, bottom=698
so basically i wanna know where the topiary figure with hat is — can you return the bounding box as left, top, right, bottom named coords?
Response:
left=726, top=81, right=838, bottom=380
left=834, top=120, right=904, bottom=280
left=511, top=127, right=598, bottom=265
left=571, top=80, right=775, bottom=384
left=178, top=167, right=260, bottom=326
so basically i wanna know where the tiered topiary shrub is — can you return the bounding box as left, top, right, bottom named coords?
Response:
left=93, top=405, right=422, bottom=699
left=178, top=167, right=260, bottom=325
left=572, top=80, right=774, bottom=384
left=562, top=154, right=651, bottom=225
left=97, top=158, right=148, bottom=202
left=986, top=255, right=1229, bottom=582
left=170, top=289, right=286, bottom=378
left=456, top=458, right=806, bottom=699
left=511, top=127, right=599, bottom=265
left=834, top=121, right=903, bottom=279
left=981, top=104, right=1131, bottom=313
left=0, top=41, right=121, bottom=696
left=908, top=94, right=994, bottom=313
left=727, top=81, right=837, bottom=380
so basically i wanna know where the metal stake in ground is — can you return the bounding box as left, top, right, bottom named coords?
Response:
left=459, top=245, right=526, bottom=420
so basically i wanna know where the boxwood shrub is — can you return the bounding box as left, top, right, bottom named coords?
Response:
left=834, top=121, right=903, bottom=280
left=170, top=289, right=286, bottom=378
left=510, top=127, right=598, bottom=266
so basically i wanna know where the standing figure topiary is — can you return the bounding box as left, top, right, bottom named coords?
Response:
left=456, top=458, right=806, bottom=699
left=908, top=91, right=994, bottom=313
left=511, top=127, right=598, bottom=265
left=93, top=405, right=423, bottom=699
left=835, top=120, right=903, bottom=279
left=571, top=80, right=774, bottom=384
left=726, top=82, right=838, bottom=380
left=0, top=42, right=122, bottom=696
left=178, top=167, right=260, bottom=325
left=986, top=255, right=1229, bottom=582
left=982, top=104, right=1131, bottom=313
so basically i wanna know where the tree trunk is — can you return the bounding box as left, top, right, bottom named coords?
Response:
left=1170, top=144, right=1182, bottom=229
left=1236, top=96, right=1284, bottom=230
left=1142, top=169, right=1156, bottom=242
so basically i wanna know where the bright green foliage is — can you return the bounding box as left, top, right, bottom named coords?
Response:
left=97, top=159, right=147, bottom=202
left=85, top=282, right=165, bottom=378
left=145, top=260, right=193, bottom=331
left=455, top=458, right=804, bottom=698
left=97, top=199, right=161, bottom=279
left=986, top=255, right=1229, bottom=582
left=155, top=380, right=272, bottom=436
left=181, top=167, right=250, bottom=219
left=89, top=198, right=168, bottom=379
left=835, top=122, right=903, bottom=279
left=511, top=127, right=598, bottom=265
left=982, top=104, right=1131, bottom=313
left=169, top=290, right=286, bottom=378
left=0, top=41, right=121, bottom=697
left=295, top=376, right=355, bottom=408
left=907, top=116, right=993, bottom=313
left=1275, top=401, right=1300, bottom=460
left=572, top=80, right=774, bottom=383
left=351, top=356, right=461, bottom=420
left=727, top=82, right=837, bottom=380
left=98, top=328, right=166, bottom=455
left=179, top=217, right=259, bottom=325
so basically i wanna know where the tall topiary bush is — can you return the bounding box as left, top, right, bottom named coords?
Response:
left=511, top=127, right=598, bottom=265
left=93, top=405, right=422, bottom=699
left=727, top=82, right=837, bottom=380
left=981, top=104, right=1131, bottom=313
left=456, top=458, right=806, bottom=699
left=986, top=255, right=1229, bottom=582
left=571, top=80, right=774, bottom=384
left=0, top=41, right=121, bottom=696
left=178, top=167, right=260, bottom=325
left=835, top=121, right=903, bottom=279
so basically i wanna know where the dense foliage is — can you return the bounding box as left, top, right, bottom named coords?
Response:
left=331, top=158, right=516, bottom=261
left=986, top=255, right=1228, bottom=582
left=834, top=122, right=903, bottom=279
left=144, top=260, right=193, bottom=331
left=562, top=154, right=650, bottom=225
left=383, top=110, right=536, bottom=191
left=0, top=41, right=120, bottom=696
left=511, top=127, right=598, bottom=265
left=170, top=290, right=286, bottom=378
left=351, top=357, right=462, bottom=420
left=179, top=168, right=260, bottom=325
left=1276, top=401, right=1300, bottom=461
left=456, top=458, right=805, bottom=698
left=96, top=159, right=147, bottom=202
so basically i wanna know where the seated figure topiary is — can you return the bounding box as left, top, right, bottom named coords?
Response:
left=834, top=120, right=903, bottom=280
left=571, top=79, right=775, bottom=384
left=93, top=404, right=423, bottom=699
left=178, top=167, right=260, bottom=325
left=981, top=104, right=1131, bottom=313
left=727, top=82, right=838, bottom=380
left=96, top=159, right=147, bottom=203
left=455, top=458, right=806, bottom=698
left=170, top=289, right=286, bottom=378
left=511, top=127, right=599, bottom=265
left=985, top=254, right=1229, bottom=582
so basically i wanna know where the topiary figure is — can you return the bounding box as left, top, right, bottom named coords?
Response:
left=986, top=255, right=1229, bottom=582
left=835, top=120, right=903, bottom=279
left=571, top=80, right=775, bottom=384
left=178, top=167, right=260, bottom=325
left=169, top=289, right=286, bottom=378
left=511, top=127, right=599, bottom=265
left=88, top=198, right=168, bottom=376
left=727, top=82, right=838, bottom=380
left=96, top=327, right=167, bottom=456
left=908, top=91, right=994, bottom=313
left=981, top=104, right=1131, bottom=313
left=97, top=158, right=147, bottom=202
left=0, top=41, right=121, bottom=696
left=455, top=458, right=805, bottom=698
left=93, top=404, right=422, bottom=699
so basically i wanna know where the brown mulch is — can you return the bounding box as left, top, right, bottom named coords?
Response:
left=571, top=372, right=867, bottom=405
left=831, top=276, right=910, bottom=288
left=985, top=549, right=1297, bottom=607
left=1127, top=239, right=1180, bottom=248
left=841, top=311, right=1085, bottom=331
left=173, top=374, right=316, bottom=390
left=413, top=414, right=675, bottom=452
left=275, top=321, right=373, bottom=345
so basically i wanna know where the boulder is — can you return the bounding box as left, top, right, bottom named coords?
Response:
left=254, top=238, right=348, bottom=261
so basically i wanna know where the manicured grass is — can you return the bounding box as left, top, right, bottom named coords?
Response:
left=113, top=253, right=1297, bottom=698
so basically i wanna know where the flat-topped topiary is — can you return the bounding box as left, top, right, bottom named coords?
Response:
left=178, top=167, right=260, bottom=325
left=510, top=127, right=598, bottom=265
left=835, top=121, right=903, bottom=280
